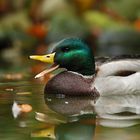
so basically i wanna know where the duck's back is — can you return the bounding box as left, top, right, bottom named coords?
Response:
left=93, top=55, right=140, bottom=96
left=95, top=55, right=140, bottom=77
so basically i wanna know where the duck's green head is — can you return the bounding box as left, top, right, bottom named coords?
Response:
left=30, top=38, right=95, bottom=77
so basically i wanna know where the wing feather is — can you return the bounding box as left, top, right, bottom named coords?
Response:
left=95, top=55, right=140, bottom=77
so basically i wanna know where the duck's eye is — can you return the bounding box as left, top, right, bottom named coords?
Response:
left=61, top=47, right=70, bottom=52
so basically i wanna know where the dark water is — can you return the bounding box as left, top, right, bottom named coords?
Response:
left=0, top=78, right=140, bottom=140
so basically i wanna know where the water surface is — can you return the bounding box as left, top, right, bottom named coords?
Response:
left=0, top=77, right=140, bottom=140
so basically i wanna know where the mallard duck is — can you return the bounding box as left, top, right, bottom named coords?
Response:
left=30, top=38, right=140, bottom=97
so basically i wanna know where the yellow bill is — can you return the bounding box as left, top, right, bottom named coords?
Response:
left=31, top=126, right=55, bottom=139
left=29, top=53, right=59, bottom=78
left=29, top=53, right=56, bottom=63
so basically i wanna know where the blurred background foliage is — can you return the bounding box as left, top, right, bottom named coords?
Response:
left=0, top=1, right=140, bottom=139
left=0, top=0, right=140, bottom=71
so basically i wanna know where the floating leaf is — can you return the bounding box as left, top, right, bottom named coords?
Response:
left=20, top=104, right=32, bottom=113
left=12, top=101, right=22, bottom=118
left=12, top=101, right=32, bottom=118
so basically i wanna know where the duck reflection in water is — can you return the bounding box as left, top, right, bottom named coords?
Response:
left=34, top=94, right=96, bottom=140
left=34, top=91, right=140, bottom=140
left=45, top=92, right=140, bottom=128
